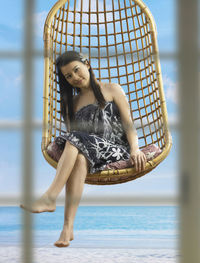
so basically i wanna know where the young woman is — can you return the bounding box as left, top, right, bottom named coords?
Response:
left=20, top=50, right=147, bottom=247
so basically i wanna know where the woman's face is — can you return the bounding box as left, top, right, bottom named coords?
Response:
left=61, top=60, right=90, bottom=90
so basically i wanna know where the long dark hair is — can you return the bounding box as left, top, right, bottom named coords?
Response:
left=56, top=50, right=106, bottom=130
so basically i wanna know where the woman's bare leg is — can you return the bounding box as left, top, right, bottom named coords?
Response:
left=20, top=141, right=79, bottom=213
left=54, top=153, right=88, bottom=247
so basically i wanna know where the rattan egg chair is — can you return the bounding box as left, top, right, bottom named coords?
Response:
left=42, top=0, right=172, bottom=185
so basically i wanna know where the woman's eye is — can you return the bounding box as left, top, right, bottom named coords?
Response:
left=74, top=68, right=79, bottom=72
left=66, top=75, right=71, bottom=79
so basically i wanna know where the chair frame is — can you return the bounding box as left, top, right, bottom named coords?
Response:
left=41, top=0, right=172, bottom=185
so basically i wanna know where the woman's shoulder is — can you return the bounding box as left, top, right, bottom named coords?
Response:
left=100, top=81, right=118, bottom=88
left=100, top=82, right=121, bottom=101
left=100, top=82, right=123, bottom=100
left=101, top=82, right=122, bottom=91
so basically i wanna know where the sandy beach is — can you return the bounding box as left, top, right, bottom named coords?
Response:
left=1, top=246, right=179, bottom=263
left=0, top=206, right=179, bottom=262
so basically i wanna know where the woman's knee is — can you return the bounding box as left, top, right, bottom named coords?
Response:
left=75, top=153, right=89, bottom=170
left=63, top=141, right=78, bottom=155
left=66, top=154, right=89, bottom=185
left=58, top=141, right=78, bottom=166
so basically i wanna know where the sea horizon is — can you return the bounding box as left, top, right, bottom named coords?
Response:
left=0, top=194, right=179, bottom=206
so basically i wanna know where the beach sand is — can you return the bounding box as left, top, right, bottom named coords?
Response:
left=1, top=246, right=179, bottom=263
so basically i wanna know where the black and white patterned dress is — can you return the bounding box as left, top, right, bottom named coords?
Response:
left=55, top=100, right=131, bottom=174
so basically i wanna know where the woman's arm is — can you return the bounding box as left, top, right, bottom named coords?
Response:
left=110, top=83, right=147, bottom=172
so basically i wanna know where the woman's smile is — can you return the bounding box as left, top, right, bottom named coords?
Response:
left=76, top=79, right=83, bottom=85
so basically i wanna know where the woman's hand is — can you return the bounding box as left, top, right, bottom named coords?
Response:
left=130, top=149, right=147, bottom=172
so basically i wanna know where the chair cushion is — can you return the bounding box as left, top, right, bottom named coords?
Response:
left=105, top=144, right=162, bottom=170
left=46, top=140, right=162, bottom=170
left=46, top=139, right=64, bottom=162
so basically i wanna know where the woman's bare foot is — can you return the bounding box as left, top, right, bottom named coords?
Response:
left=20, top=193, right=56, bottom=213
left=54, top=225, right=74, bottom=247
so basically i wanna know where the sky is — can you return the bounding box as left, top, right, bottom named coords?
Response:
left=0, top=0, right=179, bottom=203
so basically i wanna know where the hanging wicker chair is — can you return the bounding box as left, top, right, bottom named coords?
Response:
left=42, top=0, right=172, bottom=185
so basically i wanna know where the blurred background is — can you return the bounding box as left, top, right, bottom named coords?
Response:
left=0, top=0, right=178, bottom=206
left=0, top=0, right=199, bottom=262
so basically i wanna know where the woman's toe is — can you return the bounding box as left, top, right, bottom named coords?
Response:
left=62, top=242, right=70, bottom=247
left=54, top=241, right=69, bottom=247
left=54, top=241, right=61, bottom=247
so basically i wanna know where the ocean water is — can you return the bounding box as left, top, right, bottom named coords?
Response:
left=0, top=206, right=179, bottom=249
